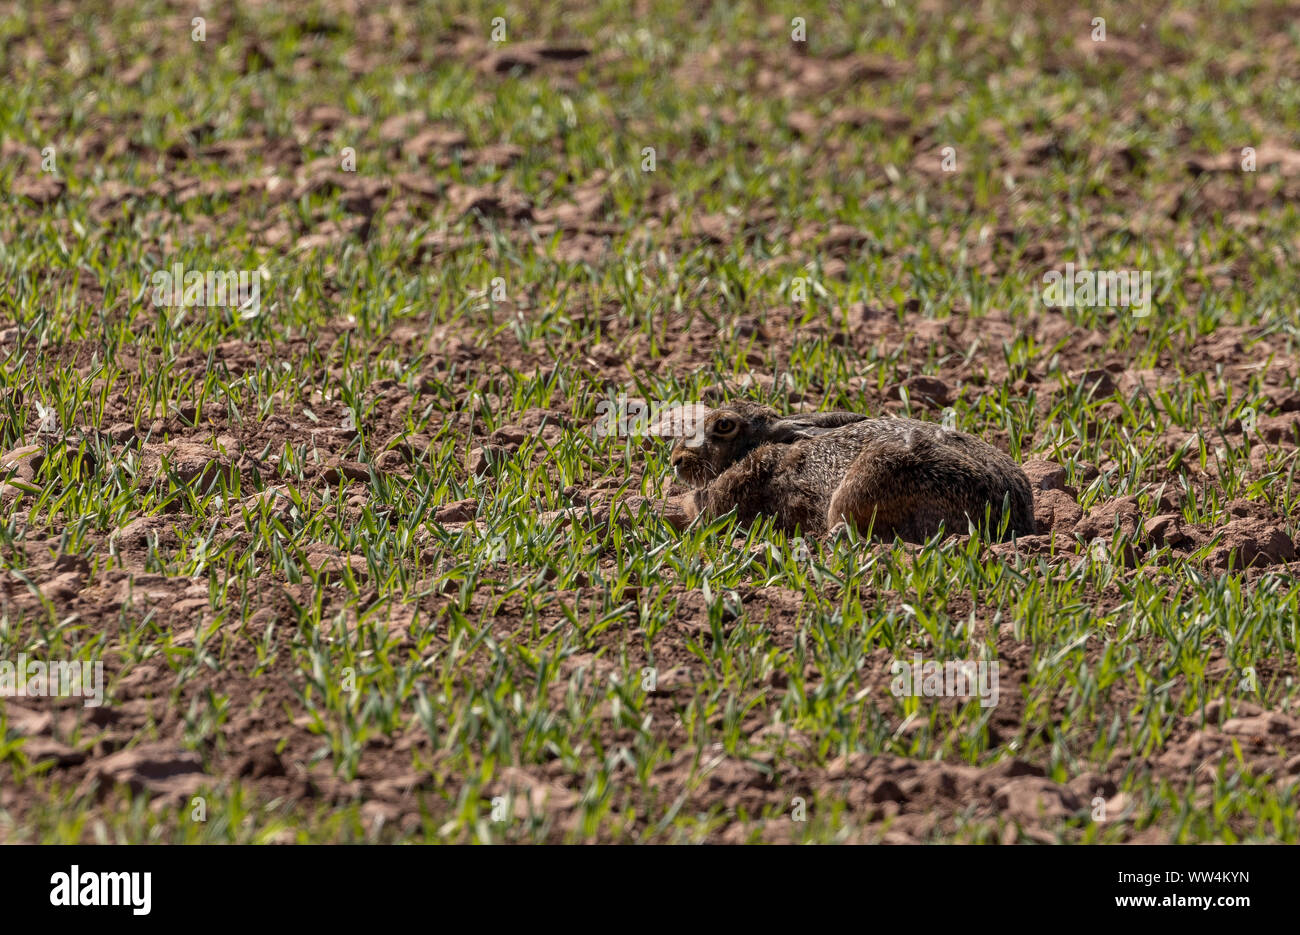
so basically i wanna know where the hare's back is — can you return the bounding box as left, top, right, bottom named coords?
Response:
left=811, top=416, right=1016, bottom=466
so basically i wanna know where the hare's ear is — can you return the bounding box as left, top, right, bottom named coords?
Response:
left=646, top=404, right=712, bottom=441
left=767, top=411, right=867, bottom=441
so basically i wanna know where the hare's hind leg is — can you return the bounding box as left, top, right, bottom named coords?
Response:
left=825, top=440, right=956, bottom=543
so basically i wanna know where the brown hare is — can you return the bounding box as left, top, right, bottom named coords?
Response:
left=663, top=401, right=1034, bottom=542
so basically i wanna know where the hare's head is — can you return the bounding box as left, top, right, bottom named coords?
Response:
left=660, top=401, right=869, bottom=488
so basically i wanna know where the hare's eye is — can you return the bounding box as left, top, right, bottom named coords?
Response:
left=713, top=417, right=737, bottom=436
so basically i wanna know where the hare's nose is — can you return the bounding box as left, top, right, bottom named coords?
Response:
left=669, top=448, right=684, bottom=467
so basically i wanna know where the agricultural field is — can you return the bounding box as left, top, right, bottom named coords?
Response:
left=2, top=0, right=1300, bottom=845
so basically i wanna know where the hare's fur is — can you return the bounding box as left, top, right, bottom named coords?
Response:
left=668, top=401, right=1034, bottom=541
